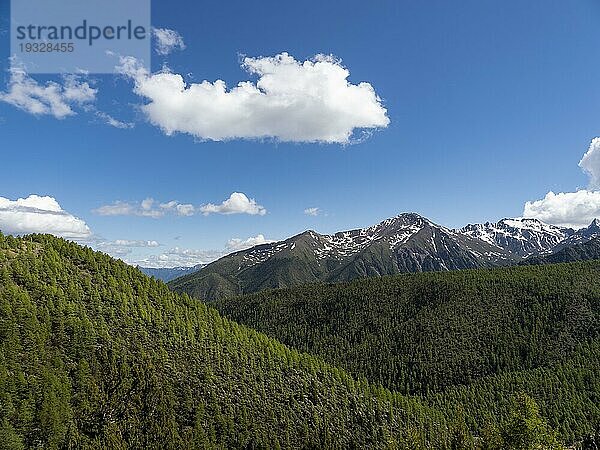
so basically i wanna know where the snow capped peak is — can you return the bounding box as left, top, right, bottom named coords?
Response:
left=571, top=218, right=600, bottom=238
left=500, top=218, right=538, bottom=229
left=388, top=211, right=429, bottom=222
left=499, top=217, right=571, bottom=234
left=372, top=212, right=429, bottom=230
left=236, top=212, right=480, bottom=265
left=457, top=218, right=573, bottom=257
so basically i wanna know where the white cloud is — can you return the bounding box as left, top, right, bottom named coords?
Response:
left=0, top=195, right=91, bottom=239
left=200, top=192, right=266, bottom=216
left=160, top=201, right=195, bottom=216
left=112, top=239, right=160, bottom=247
left=304, top=207, right=320, bottom=216
left=93, top=198, right=195, bottom=218
left=523, top=190, right=600, bottom=229
left=62, top=75, right=97, bottom=103
left=93, top=201, right=138, bottom=217
left=226, top=234, right=274, bottom=251
left=152, top=27, right=186, bottom=55
left=117, top=52, right=389, bottom=143
left=95, top=111, right=134, bottom=129
left=523, top=137, right=600, bottom=229
left=140, top=198, right=154, bottom=210
left=124, top=233, right=275, bottom=268
left=94, top=193, right=264, bottom=218
left=129, top=246, right=224, bottom=268
left=579, top=137, right=600, bottom=189
left=0, top=61, right=96, bottom=118
left=92, top=238, right=161, bottom=258
left=0, top=58, right=137, bottom=131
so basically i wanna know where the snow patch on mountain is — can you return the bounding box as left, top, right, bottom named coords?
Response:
left=241, top=242, right=291, bottom=267
left=314, top=214, right=428, bottom=260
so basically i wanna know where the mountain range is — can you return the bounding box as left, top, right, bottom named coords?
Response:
left=169, top=213, right=600, bottom=301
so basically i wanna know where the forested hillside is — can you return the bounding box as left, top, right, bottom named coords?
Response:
left=213, top=262, right=600, bottom=444
left=0, top=232, right=579, bottom=448
left=0, top=232, right=446, bottom=449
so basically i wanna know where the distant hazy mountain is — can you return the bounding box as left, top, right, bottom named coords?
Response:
left=138, top=264, right=204, bottom=282
left=169, top=213, right=513, bottom=301
left=457, top=218, right=574, bottom=257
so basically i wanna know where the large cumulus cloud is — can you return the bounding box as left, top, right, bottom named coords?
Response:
left=0, top=195, right=91, bottom=239
left=523, top=138, right=600, bottom=229
left=117, top=52, right=389, bottom=143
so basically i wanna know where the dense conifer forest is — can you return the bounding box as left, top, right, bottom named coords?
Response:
left=213, top=262, right=600, bottom=446
left=0, top=232, right=590, bottom=448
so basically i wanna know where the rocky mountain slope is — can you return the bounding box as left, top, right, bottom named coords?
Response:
left=550, top=218, right=600, bottom=252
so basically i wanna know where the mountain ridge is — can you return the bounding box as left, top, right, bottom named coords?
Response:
left=524, top=236, right=600, bottom=265
left=169, top=213, right=600, bottom=301
left=169, top=213, right=516, bottom=301
left=551, top=218, right=600, bottom=252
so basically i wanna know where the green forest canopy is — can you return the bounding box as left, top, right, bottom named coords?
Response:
left=0, top=232, right=591, bottom=448
left=212, top=260, right=600, bottom=445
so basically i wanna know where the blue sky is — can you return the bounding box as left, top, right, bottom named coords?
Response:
left=1, top=0, right=600, bottom=266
